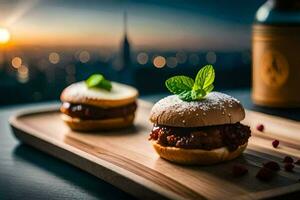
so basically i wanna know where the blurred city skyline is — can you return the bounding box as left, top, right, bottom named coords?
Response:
left=0, top=0, right=262, bottom=105
left=0, top=0, right=264, bottom=50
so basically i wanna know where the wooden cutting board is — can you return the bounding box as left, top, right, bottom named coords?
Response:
left=9, top=100, right=300, bottom=200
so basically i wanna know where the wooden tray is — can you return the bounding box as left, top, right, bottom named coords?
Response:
left=9, top=100, right=300, bottom=200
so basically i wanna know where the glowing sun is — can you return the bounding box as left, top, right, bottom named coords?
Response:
left=0, top=28, right=11, bottom=44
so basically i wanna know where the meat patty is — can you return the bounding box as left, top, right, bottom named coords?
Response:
left=149, top=123, right=251, bottom=151
left=61, top=102, right=137, bottom=120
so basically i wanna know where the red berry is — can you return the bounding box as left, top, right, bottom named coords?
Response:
left=256, top=124, right=264, bottom=132
left=232, top=164, right=248, bottom=177
left=263, top=161, right=280, bottom=171
left=284, top=163, right=294, bottom=172
left=256, top=167, right=274, bottom=181
left=272, top=140, right=279, bottom=148
left=283, top=156, right=294, bottom=163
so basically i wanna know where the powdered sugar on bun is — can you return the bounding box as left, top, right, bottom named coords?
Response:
left=61, top=81, right=138, bottom=108
left=150, top=92, right=245, bottom=127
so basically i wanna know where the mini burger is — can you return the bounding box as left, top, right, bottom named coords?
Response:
left=60, top=74, right=138, bottom=131
left=149, top=65, right=251, bottom=165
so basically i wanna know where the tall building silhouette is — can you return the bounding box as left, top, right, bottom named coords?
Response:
left=120, top=11, right=132, bottom=84
left=122, top=12, right=131, bottom=69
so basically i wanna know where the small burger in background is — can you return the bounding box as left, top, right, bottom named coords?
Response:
left=60, top=74, right=138, bottom=131
left=149, top=65, right=251, bottom=165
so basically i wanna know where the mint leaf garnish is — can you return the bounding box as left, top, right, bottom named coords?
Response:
left=203, top=84, right=214, bottom=94
left=165, top=76, right=194, bottom=94
left=178, top=90, right=194, bottom=102
left=165, top=65, right=215, bottom=101
left=85, top=74, right=112, bottom=91
left=194, top=65, right=215, bottom=90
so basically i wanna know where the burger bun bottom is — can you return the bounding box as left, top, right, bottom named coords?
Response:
left=61, top=114, right=135, bottom=132
left=152, top=141, right=247, bottom=165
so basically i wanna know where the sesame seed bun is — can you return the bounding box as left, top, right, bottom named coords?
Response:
left=152, top=141, right=247, bottom=165
left=60, top=81, right=138, bottom=108
left=150, top=92, right=245, bottom=127
left=61, top=114, right=135, bottom=131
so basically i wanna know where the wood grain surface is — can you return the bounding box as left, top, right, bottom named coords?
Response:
left=9, top=100, right=300, bottom=200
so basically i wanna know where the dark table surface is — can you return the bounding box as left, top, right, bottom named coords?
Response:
left=1, top=90, right=300, bottom=200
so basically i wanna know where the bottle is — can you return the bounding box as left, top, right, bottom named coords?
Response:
left=252, top=0, right=300, bottom=107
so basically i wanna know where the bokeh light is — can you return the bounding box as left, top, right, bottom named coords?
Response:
left=48, top=52, right=60, bottom=64
left=166, top=57, right=177, bottom=68
left=17, top=65, right=29, bottom=83
left=153, top=56, right=166, bottom=68
left=137, top=52, right=148, bottom=65
left=206, top=51, right=217, bottom=64
left=176, top=51, right=187, bottom=64
left=79, top=51, right=90, bottom=63
left=11, top=57, right=22, bottom=69
left=0, top=28, right=10, bottom=44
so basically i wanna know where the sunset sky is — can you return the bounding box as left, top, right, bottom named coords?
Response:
left=0, top=0, right=263, bottom=50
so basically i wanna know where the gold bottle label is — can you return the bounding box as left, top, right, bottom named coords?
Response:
left=252, top=24, right=300, bottom=107
left=260, top=50, right=289, bottom=87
